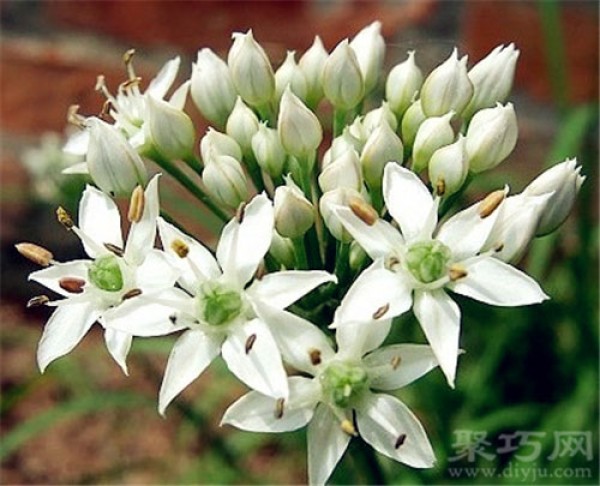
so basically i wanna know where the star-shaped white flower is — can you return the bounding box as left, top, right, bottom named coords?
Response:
left=222, top=302, right=438, bottom=486
left=335, top=163, right=548, bottom=386
left=28, top=175, right=178, bottom=374
left=106, top=193, right=336, bottom=414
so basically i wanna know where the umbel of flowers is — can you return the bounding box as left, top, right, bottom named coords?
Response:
left=17, top=22, right=583, bottom=485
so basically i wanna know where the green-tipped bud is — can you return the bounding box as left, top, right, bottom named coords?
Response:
left=274, top=175, right=314, bottom=238
left=363, top=101, right=398, bottom=136
left=202, top=155, right=248, bottom=208
left=428, top=134, right=468, bottom=197
left=278, top=86, right=323, bottom=158
left=319, top=188, right=363, bottom=242
left=386, top=51, right=423, bottom=117
left=420, top=48, right=474, bottom=117
left=226, top=97, right=260, bottom=154
left=323, top=39, right=364, bottom=110
left=269, top=230, right=296, bottom=268
left=298, top=36, right=328, bottom=108
left=191, top=48, right=237, bottom=128
left=319, top=148, right=362, bottom=193
left=401, top=99, right=426, bottom=148
left=275, top=51, right=308, bottom=103
left=88, top=255, right=124, bottom=292
left=200, top=128, right=242, bottom=164
left=466, top=102, right=517, bottom=173
left=360, top=122, right=404, bottom=191
left=228, top=30, right=275, bottom=106
left=411, top=111, right=455, bottom=173
left=349, top=21, right=385, bottom=94
left=251, top=123, right=286, bottom=178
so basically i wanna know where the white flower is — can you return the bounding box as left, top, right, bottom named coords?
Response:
left=27, top=175, right=177, bottom=374
left=335, top=163, right=549, bottom=386
left=105, top=194, right=335, bottom=414
left=222, top=301, right=438, bottom=486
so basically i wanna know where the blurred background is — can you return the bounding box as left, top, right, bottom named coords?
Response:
left=1, top=0, right=598, bottom=484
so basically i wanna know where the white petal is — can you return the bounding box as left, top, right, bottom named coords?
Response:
left=79, top=184, right=123, bottom=257
left=217, top=194, right=274, bottom=288
left=221, top=318, right=289, bottom=398
left=147, top=56, right=180, bottom=100
left=247, top=270, right=336, bottom=310
left=104, top=328, right=132, bottom=375
left=125, top=174, right=160, bottom=265
left=335, top=206, right=403, bottom=260
left=37, top=302, right=99, bottom=372
left=448, top=257, right=549, bottom=306
left=253, top=303, right=335, bottom=375
left=221, top=376, right=320, bottom=432
left=159, top=328, right=222, bottom=415
left=383, top=164, right=435, bottom=241
left=357, top=393, right=435, bottom=468
left=336, top=319, right=393, bottom=360
left=363, top=344, right=439, bottom=390
left=307, top=404, right=351, bottom=486
left=63, top=129, right=89, bottom=156
left=135, top=249, right=180, bottom=292
left=29, top=260, right=90, bottom=298
left=413, top=289, right=460, bottom=387
left=62, top=162, right=90, bottom=175
left=169, top=80, right=190, bottom=110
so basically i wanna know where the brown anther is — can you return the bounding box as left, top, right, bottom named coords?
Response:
left=123, top=48, right=136, bottom=65
left=386, top=256, right=401, bottom=270
left=494, top=242, right=504, bottom=252
left=245, top=334, right=257, bottom=354
left=340, top=419, right=357, bottom=436
left=99, top=99, right=113, bottom=119
left=394, top=433, right=407, bottom=449
left=308, top=348, right=322, bottom=366
left=390, top=355, right=402, bottom=370
left=67, top=104, right=86, bottom=128
left=448, top=264, right=468, bottom=281
left=254, top=264, right=266, bottom=281
left=171, top=239, right=189, bottom=258
left=235, top=202, right=247, bottom=224
left=59, top=277, right=86, bottom=294
left=120, top=77, right=142, bottom=90
left=372, top=303, right=390, bottom=320
left=128, top=185, right=145, bottom=223
left=104, top=243, right=125, bottom=257
left=478, top=189, right=506, bottom=218
left=349, top=197, right=378, bottom=226
left=56, top=206, right=74, bottom=229
left=274, top=398, right=285, bottom=419
left=435, top=178, right=446, bottom=197
left=27, top=295, right=50, bottom=308
left=122, top=288, right=142, bottom=300
left=169, top=314, right=177, bottom=324
left=15, top=243, right=54, bottom=267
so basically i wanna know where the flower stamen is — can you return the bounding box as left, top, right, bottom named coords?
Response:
left=394, top=433, right=407, bottom=449
left=15, top=243, right=55, bottom=267
left=128, top=185, right=145, bottom=223
left=59, top=277, right=86, bottom=294
left=27, top=295, right=50, bottom=308
left=349, top=197, right=378, bottom=226
left=372, top=303, right=390, bottom=320
left=478, top=189, right=506, bottom=218
left=245, top=333, right=257, bottom=354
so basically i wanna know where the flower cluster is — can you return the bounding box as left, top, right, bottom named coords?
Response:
left=17, top=22, right=583, bottom=485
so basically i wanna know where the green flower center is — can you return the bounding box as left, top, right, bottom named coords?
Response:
left=320, top=362, right=368, bottom=409
left=197, top=282, right=243, bottom=327
left=88, top=255, right=124, bottom=292
left=405, top=240, right=451, bottom=283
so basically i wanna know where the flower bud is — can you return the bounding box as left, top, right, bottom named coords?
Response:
left=428, top=134, right=468, bottom=197
left=463, top=44, right=519, bottom=119
left=86, top=118, right=147, bottom=196
left=420, top=48, right=474, bottom=117
left=401, top=99, right=426, bottom=148
left=145, top=94, right=195, bottom=160
left=202, top=155, right=248, bottom=208
left=274, top=176, right=315, bottom=238
left=191, top=48, right=237, bottom=127
left=360, top=122, right=404, bottom=190
left=322, top=129, right=362, bottom=168
left=411, top=111, right=455, bottom=173
left=228, top=30, right=275, bottom=106
left=275, top=51, right=308, bottom=103
left=322, top=39, right=364, bottom=110
left=319, top=148, right=362, bottom=193
left=319, top=188, right=364, bottom=242
left=298, top=36, right=328, bottom=108
left=226, top=97, right=260, bottom=154
left=277, top=86, right=323, bottom=158
left=269, top=230, right=295, bottom=268
left=522, top=158, right=585, bottom=236
left=251, top=123, right=286, bottom=178
left=363, top=101, right=397, bottom=136
left=386, top=51, right=423, bottom=117
left=466, top=102, right=517, bottom=173
left=200, top=128, right=242, bottom=163
left=349, top=240, right=368, bottom=271
left=349, top=21, right=385, bottom=94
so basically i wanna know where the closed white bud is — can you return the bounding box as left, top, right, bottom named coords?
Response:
left=191, top=48, right=237, bottom=127
left=463, top=44, right=519, bottom=119
left=251, top=123, right=286, bottom=178
left=202, top=155, right=248, bottom=208
left=319, top=148, right=362, bottom=193
left=319, top=188, right=364, bottom=242
left=360, top=122, right=404, bottom=191
left=323, top=39, right=364, bottom=110
left=347, top=117, right=368, bottom=147
left=363, top=101, right=398, bottom=136
left=322, top=129, right=362, bottom=168
left=386, top=51, right=423, bottom=117
left=349, top=21, right=385, bottom=94
left=269, top=230, right=295, bottom=268
left=86, top=118, right=147, bottom=196
left=523, top=158, right=585, bottom=236
left=401, top=99, right=426, bottom=148
left=275, top=51, right=308, bottom=103
left=466, top=102, right=517, bottom=173
left=228, top=30, right=275, bottom=106
left=420, top=48, right=474, bottom=117
left=428, top=134, right=468, bottom=197
left=277, top=86, right=323, bottom=158
left=200, top=128, right=242, bottom=164
left=412, top=111, right=455, bottom=173
left=274, top=175, right=314, bottom=238
left=349, top=240, right=368, bottom=271
left=298, top=36, right=328, bottom=108
left=226, top=97, right=260, bottom=153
